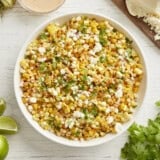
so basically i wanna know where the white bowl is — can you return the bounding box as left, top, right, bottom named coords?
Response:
left=14, top=13, right=147, bottom=147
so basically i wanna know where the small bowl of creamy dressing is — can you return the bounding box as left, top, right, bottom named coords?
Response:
left=18, top=0, right=65, bottom=13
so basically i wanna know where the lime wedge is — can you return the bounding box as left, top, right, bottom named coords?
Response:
left=0, top=135, right=9, bottom=160
left=0, top=99, right=6, bottom=116
left=0, top=116, right=18, bottom=134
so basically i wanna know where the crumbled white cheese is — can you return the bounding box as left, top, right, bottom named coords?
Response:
left=89, top=50, right=95, bottom=55
left=71, top=61, right=77, bottom=69
left=77, top=99, right=83, bottom=107
left=94, top=35, right=99, bottom=42
left=115, top=85, right=123, bottom=98
left=101, top=101, right=107, bottom=107
left=29, top=97, right=37, bottom=103
left=144, top=15, right=160, bottom=40
left=67, top=29, right=79, bottom=41
left=82, top=91, right=90, bottom=97
left=74, top=71, right=80, bottom=75
left=94, top=42, right=102, bottom=53
left=105, top=107, right=111, bottom=114
left=65, top=118, right=75, bottom=128
left=76, top=16, right=82, bottom=21
left=84, top=99, right=89, bottom=105
left=107, top=116, right=114, bottom=124
left=87, top=76, right=93, bottom=84
left=83, top=44, right=89, bottom=50
left=38, top=57, right=46, bottom=62
left=38, top=47, right=46, bottom=54
left=118, top=49, right=125, bottom=55
left=60, top=69, right=66, bottom=75
left=71, top=85, right=78, bottom=92
left=28, top=105, right=33, bottom=112
left=84, top=20, right=89, bottom=25
left=134, top=68, right=143, bottom=75
left=111, top=107, right=119, bottom=113
left=48, top=88, right=59, bottom=96
left=56, top=102, right=62, bottom=110
left=89, top=42, right=102, bottom=55
left=89, top=57, right=98, bottom=64
left=73, top=111, right=85, bottom=118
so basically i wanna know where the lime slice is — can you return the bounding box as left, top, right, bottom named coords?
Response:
left=0, top=99, right=6, bottom=116
left=0, top=116, right=18, bottom=134
left=0, top=135, right=9, bottom=160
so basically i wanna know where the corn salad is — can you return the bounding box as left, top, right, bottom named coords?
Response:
left=20, top=16, right=143, bottom=140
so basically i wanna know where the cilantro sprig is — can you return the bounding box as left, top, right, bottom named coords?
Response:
left=121, top=102, right=160, bottom=160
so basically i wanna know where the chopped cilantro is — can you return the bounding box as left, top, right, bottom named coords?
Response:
left=74, top=130, right=80, bottom=137
left=64, top=80, right=75, bottom=93
left=39, top=32, right=47, bottom=39
left=79, top=84, right=85, bottom=90
left=90, top=91, right=97, bottom=98
left=52, top=58, right=57, bottom=69
left=126, top=48, right=133, bottom=60
left=82, top=74, right=88, bottom=82
left=39, top=63, right=47, bottom=73
left=99, top=35, right=107, bottom=46
left=38, top=77, right=47, bottom=90
left=82, top=108, right=88, bottom=119
left=57, top=77, right=65, bottom=85
left=91, top=105, right=98, bottom=117
left=79, top=23, right=87, bottom=34
left=55, top=56, right=62, bottom=62
left=47, top=117, right=61, bottom=131
left=99, top=55, right=108, bottom=63
left=99, top=28, right=108, bottom=46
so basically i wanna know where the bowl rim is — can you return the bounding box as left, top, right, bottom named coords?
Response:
left=14, top=12, right=148, bottom=147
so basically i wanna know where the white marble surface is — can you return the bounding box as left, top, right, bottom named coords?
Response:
left=0, top=0, right=160, bottom=159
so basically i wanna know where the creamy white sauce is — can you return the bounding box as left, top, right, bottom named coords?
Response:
left=19, top=0, right=65, bottom=13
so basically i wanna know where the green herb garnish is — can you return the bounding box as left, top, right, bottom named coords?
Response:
left=79, top=23, right=87, bottom=34
left=55, top=56, right=62, bottom=62
left=39, top=63, right=47, bottom=73
left=39, top=32, right=47, bottom=39
left=64, top=80, right=75, bottom=93
left=82, top=108, right=88, bottom=119
left=99, top=55, right=108, bottom=63
left=99, top=28, right=108, bottom=46
left=91, top=105, right=98, bottom=117
left=82, top=74, right=88, bottom=82
left=121, top=104, right=160, bottom=160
